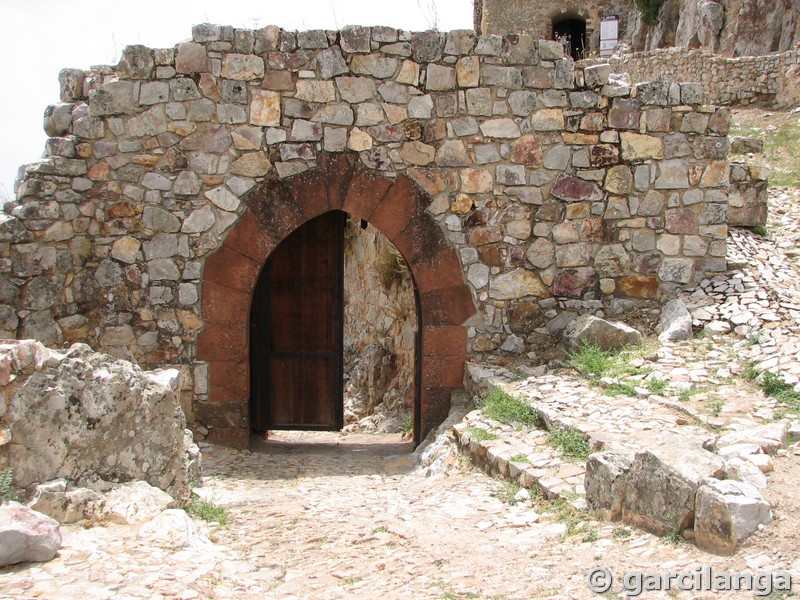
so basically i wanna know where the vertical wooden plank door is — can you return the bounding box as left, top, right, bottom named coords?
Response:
left=250, top=210, right=346, bottom=432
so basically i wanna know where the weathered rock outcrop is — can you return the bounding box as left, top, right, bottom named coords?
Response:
left=0, top=340, right=200, bottom=504
left=630, top=0, right=800, bottom=56
left=342, top=221, right=416, bottom=432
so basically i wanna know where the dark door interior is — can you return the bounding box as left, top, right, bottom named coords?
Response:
left=553, top=18, right=587, bottom=60
left=250, top=210, right=346, bottom=432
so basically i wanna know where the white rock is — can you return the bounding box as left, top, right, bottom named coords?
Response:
left=725, top=457, right=767, bottom=490
left=138, top=509, right=212, bottom=548
left=0, top=502, right=62, bottom=567
left=104, top=481, right=175, bottom=525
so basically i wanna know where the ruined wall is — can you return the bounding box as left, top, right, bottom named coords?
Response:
left=0, top=24, right=730, bottom=441
left=478, top=0, right=636, bottom=55
left=586, top=48, right=800, bottom=106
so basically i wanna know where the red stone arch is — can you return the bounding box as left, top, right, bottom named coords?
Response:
left=197, top=152, right=475, bottom=448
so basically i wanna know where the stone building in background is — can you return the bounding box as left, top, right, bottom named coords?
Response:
left=475, top=0, right=636, bottom=59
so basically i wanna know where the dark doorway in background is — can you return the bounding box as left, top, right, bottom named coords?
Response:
left=553, top=18, right=587, bottom=60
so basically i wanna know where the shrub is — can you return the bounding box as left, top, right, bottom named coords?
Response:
left=636, top=0, right=666, bottom=25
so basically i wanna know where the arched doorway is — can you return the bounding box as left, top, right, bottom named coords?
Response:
left=197, top=152, right=475, bottom=449
left=553, top=17, right=587, bottom=60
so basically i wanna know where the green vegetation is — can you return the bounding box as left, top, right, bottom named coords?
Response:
left=567, top=340, right=656, bottom=384
left=742, top=359, right=761, bottom=381
left=402, top=413, right=413, bottom=435
left=661, top=529, right=684, bottom=545
left=765, top=121, right=800, bottom=187
left=479, top=387, right=544, bottom=429
left=602, top=382, right=638, bottom=398
left=466, top=427, right=499, bottom=441
left=750, top=225, right=769, bottom=237
left=613, top=526, right=632, bottom=539
left=678, top=386, right=699, bottom=402
left=708, top=397, right=724, bottom=417
left=185, top=493, right=231, bottom=525
left=567, top=341, right=616, bottom=381
left=550, top=496, right=598, bottom=542
left=635, top=0, right=666, bottom=25
left=547, top=427, right=590, bottom=463
left=508, top=453, right=530, bottom=464
left=731, top=117, right=800, bottom=188
left=0, top=468, right=15, bottom=503
left=646, top=377, right=669, bottom=395
left=494, top=480, right=523, bottom=505
left=760, top=370, right=800, bottom=416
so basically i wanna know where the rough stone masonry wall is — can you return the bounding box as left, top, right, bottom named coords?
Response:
left=0, top=24, right=730, bottom=440
left=343, top=220, right=416, bottom=427
left=586, top=48, right=800, bottom=107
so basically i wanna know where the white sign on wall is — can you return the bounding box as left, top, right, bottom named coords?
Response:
left=600, top=15, right=619, bottom=57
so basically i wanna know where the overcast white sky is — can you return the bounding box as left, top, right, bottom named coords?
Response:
left=0, top=0, right=473, bottom=201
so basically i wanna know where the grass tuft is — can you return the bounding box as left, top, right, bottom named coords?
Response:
left=646, top=377, right=669, bottom=395
left=466, top=427, right=499, bottom=441
left=547, top=427, right=590, bottom=463
left=760, top=371, right=800, bottom=416
left=567, top=340, right=656, bottom=384
left=0, top=468, right=16, bottom=503
left=479, top=387, right=544, bottom=429
left=185, top=493, right=231, bottom=525
left=494, top=480, right=522, bottom=505
left=567, top=341, right=615, bottom=381
left=602, top=382, right=638, bottom=397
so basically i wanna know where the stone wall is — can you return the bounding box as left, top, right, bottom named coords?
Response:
left=0, top=24, right=731, bottom=444
left=584, top=48, right=800, bottom=106
left=343, top=220, right=416, bottom=430
left=477, top=0, right=636, bottom=55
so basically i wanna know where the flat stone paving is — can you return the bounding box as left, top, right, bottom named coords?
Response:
left=2, top=190, right=800, bottom=599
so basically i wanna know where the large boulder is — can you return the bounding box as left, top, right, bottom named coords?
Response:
left=563, top=315, right=643, bottom=352
left=657, top=299, right=693, bottom=343
left=622, top=441, right=725, bottom=536
left=585, top=452, right=632, bottom=521
left=0, top=340, right=199, bottom=504
left=694, top=479, right=772, bottom=555
left=0, top=502, right=61, bottom=567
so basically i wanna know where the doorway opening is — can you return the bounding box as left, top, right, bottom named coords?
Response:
left=553, top=17, right=587, bottom=60
left=342, top=218, right=418, bottom=436
left=248, top=210, right=418, bottom=442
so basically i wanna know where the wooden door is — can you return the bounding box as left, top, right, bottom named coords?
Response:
left=250, top=211, right=346, bottom=432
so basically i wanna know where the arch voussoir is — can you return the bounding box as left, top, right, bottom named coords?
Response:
left=197, top=151, right=474, bottom=447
